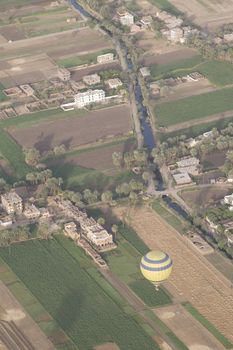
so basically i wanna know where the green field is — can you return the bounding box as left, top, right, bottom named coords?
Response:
left=154, top=87, right=233, bottom=127
left=0, top=129, right=30, bottom=179
left=151, top=56, right=203, bottom=79
left=57, top=49, right=116, bottom=68
left=0, top=238, right=160, bottom=350
left=158, top=115, right=233, bottom=141
left=151, top=58, right=233, bottom=86
left=48, top=160, right=137, bottom=192
left=182, top=302, right=233, bottom=349
left=130, top=280, right=171, bottom=307
left=152, top=201, right=185, bottom=233
left=147, top=0, right=182, bottom=15
left=104, top=224, right=172, bottom=307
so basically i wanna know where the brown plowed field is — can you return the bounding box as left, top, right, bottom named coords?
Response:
left=48, top=139, right=136, bottom=175
left=170, top=0, right=233, bottom=29
left=9, top=105, right=133, bottom=152
left=115, top=206, right=233, bottom=342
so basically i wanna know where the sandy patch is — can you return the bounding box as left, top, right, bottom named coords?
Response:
left=3, top=309, right=25, bottom=322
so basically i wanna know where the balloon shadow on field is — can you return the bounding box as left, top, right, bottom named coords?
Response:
left=56, top=288, right=86, bottom=332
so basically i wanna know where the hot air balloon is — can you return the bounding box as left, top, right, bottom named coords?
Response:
left=140, top=250, right=173, bottom=291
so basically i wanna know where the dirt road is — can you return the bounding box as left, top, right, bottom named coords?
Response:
left=0, top=281, right=54, bottom=350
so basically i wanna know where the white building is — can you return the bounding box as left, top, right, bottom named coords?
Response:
left=170, top=27, right=183, bottom=42
left=64, top=222, right=80, bottom=241
left=177, top=157, right=199, bottom=168
left=173, top=172, right=192, bottom=185
left=224, top=33, right=233, bottom=42
left=224, top=194, right=233, bottom=206
left=178, top=165, right=199, bottom=176
left=141, top=16, right=152, bottom=27
left=97, top=53, right=114, bottom=64
left=118, top=12, right=134, bottom=26
left=20, top=84, right=35, bottom=96
left=83, top=74, right=100, bottom=86
left=1, top=192, right=23, bottom=214
left=106, top=78, right=123, bottom=89
left=74, top=89, right=105, bottom=108
left=202, top=130, right=214, bottom=138
left=140, top=67, right=150, bottom=78
left=0, top=216, right=12, bottom=227
left=80, top=217, right=113, bottom=250
left=57, top=67, right=71, bottom=81
left=23, top=204, right=41, bottom=220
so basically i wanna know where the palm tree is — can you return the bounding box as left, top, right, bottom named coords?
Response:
left=111, top=224, right=118, bottom=241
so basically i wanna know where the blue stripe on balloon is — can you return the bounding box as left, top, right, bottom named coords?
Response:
left=140, top=260, right=172, bottom=272
left=143, top=253, right=169, bottom=265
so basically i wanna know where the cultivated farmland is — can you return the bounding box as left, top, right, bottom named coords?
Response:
left=9, top=104, right=133, bottom=152
left=46, top=138, right=136, bottom=175
left=0, top=239, right=159, bottom=350
left=154, top=87, right=233, bottom=127
left=0, top=27, right=112, bottom=62
left=116, top=206, right=233, bottom=344
left=151, top=57, right=233, bottom=86
left=170, top=0, right=233, bottom=29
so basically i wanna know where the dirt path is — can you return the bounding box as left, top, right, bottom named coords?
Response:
left=0, top=281, right=54, bottom=350
left=114, top=206, right=233, bottom=343
left=159, top=108, right=233, bottom=133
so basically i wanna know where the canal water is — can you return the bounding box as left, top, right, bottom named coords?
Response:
left=70, top=1, right=193, bottom=217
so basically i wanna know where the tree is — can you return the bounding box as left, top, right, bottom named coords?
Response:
left=190, top=147, right=198, bottom=157
left=83, top=189, right=99, bottom=204
left=53, top=144, right=66, bottom=156
left=129, top=191, right=138, bottom=204
left=24, top=148, right=40, bottom=167
left=26, top=172, right=38, bottom=185
left=46, top=177, right=63, bottom=195
left=101, top=191, right=113, bottom=203
left=129, top=179, right=144, bottom=192
left=0, top=178, right=7, bottom=190
left=142, top=171, right=150, bottom=182
left=97, top=217, right=105, bottom=226
left=111, top=224, right=118, bottom=240
left=116, top=182, right=130, bottom=196
left=71, top=192, right=83, bottom=206
left=112, top=152, right=123, bottom=167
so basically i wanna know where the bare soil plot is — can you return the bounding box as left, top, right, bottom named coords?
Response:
left=0, top=28, right=112, bottom=61
left=0, top=280, right=54, bottom=350
left=137, top=34, right=197, bottom=66
left=0, top=54, right=56, bottom=88
left=170, top=0, right=233, bottom=30
left=115, top=206, right=233, bottom=342
left=9, top=105, right=133, bottom=152
left=0, top=26, right=26, bottom=41
left=155, top=304, right=225, bottom=350
left=71, top=61, right=121, bottom=81
left=48, top=139, right=136, bottom=175
left=158, top=79, right=216, bottom=103
left=202, top=150, right=226, bottom=170
left=143, top=48, right=198, bottom=66
left=180, top=187, right=231, bottom=209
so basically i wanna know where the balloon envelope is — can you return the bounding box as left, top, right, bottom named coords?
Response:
left=140, top=250, right=172, bottom=284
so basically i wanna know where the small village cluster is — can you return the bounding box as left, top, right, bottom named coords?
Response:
left=0, top=191, right=116, bottom=267
left=0, top=52, right=124, bottom=119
